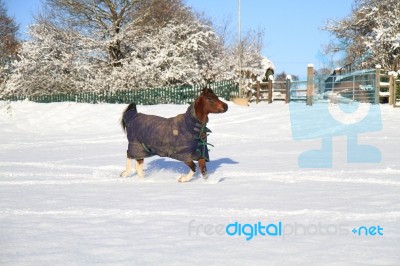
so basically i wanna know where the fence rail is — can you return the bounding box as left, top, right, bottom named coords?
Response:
left=323, top=69, right=377, bottom=104
left=0, top=80, right=238, bottom=105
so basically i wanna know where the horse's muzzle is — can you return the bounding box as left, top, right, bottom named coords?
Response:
left=220, top=103, right=228, bottom=113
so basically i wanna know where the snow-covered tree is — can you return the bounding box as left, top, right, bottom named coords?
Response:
left=241, top=29, right=265, bottom=76
left=324, top=0, right=400, bottom=71
left=216, top=20, right=269, bottom=83
left=3, top=0, right=268, bottom=96
left=5, top=20, right=106, bottom=95
left=0, top=0, right=19, bottom=85
left=43, top=0, right=140, bottom=67
left=103, top=17, right=226, bottom=89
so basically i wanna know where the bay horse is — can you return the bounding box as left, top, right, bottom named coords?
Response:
left=120, top=88, right=228, bottom=182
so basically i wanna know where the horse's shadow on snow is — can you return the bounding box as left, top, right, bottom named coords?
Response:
left=146, top=157, right=238, bottom=176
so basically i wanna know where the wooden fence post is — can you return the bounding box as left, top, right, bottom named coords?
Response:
left=395, top=79, right=399, bottom=108
left=286, top=75, right=291, bottom=103
left=375, top=65, right=381, bottom=104
left=306, top=64, right=314, bottom=106
left=268, top=76, right=273, bottom=104
left=388, top=71, right=394, bottom=106
left=256, top=81, right=260, bottom=104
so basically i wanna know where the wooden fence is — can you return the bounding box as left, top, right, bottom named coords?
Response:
left=248, top=65, right=398, bottom=106
left=249, top=66, right=312, bottom=104
left=375, top=66, right=400, bottom=107
left=251, top=79, right=290, bottom=104
left=0, top=80, right=238, bottom=105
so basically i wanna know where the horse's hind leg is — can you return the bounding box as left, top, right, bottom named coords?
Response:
left=135, top=159, right=144, bottom=178
left=120, top=157, right=144, bottom=178
left=120, top=152, right=133, bottom=177
left=178, top=161, right=196, bottom=182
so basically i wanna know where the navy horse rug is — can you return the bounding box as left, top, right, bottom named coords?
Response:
left=120, top=88, right=228, bottom=182
left=123, top=103, right=210, bottom=162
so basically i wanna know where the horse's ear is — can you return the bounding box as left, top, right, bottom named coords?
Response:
left=203, top=85, right=213, bottom=92
left=200, top=87, right=214, bottom=95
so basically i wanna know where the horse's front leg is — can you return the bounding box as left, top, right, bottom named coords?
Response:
left=178, top=161, right=196, bottom=182
left=198, top=158, right=209, bottom=179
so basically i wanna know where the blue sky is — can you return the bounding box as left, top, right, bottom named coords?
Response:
left=4, top=0, right=353, bottom=78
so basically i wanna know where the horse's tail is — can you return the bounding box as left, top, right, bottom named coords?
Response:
left=121, top=103, right=137, bottom=132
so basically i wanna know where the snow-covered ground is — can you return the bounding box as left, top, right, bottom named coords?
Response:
left=0, top=100, right=399, bottom=265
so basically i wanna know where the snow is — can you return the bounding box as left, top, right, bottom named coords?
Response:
left=379, top=82, right=390, bottom=87
left=1, top=100, right=400, bottom=265
left=260, top=57, right=275, bottom=71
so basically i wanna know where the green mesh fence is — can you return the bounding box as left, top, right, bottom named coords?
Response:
left=1, top=80, right=238, bottom=105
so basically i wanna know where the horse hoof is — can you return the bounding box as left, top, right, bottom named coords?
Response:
left=178, top=175, right=191, bottom=183
left=120, top=170, right=132, bottom=178
left=137, top=174, right=144, bottom=179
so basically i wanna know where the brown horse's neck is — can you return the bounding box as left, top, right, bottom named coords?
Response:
left=194, top=99, right=208, bottom=125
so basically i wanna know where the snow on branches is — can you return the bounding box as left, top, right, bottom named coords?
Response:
left=3, top=0, right=267, bottom=95
left=324, top=0, right=400, bottom=71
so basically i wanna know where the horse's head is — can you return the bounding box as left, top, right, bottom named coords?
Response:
left=194, top=88, right=228, bottom=124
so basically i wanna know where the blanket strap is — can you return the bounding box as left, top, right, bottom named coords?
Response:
left=194, top=124, right=213, bottom=159
left=141, top=143, right=152, bottom=154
